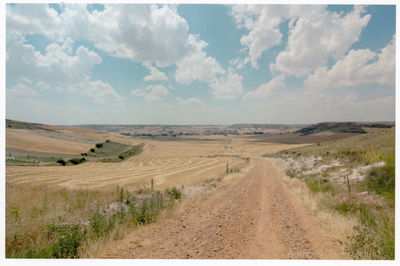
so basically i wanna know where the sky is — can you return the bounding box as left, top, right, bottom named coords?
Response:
left=5, top=3, right=396, bottom=125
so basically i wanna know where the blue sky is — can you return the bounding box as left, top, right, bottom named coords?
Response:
left=5, top=4, right=396, bottom=125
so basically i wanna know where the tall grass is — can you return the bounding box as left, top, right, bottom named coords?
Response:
left=6, top=183, right=182, bottom=258
left=271, top=128, right=395, bottom=259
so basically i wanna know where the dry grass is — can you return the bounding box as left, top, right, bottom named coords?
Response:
left=6, top=184, right=117, bottom=257
left=80, top=160, right=253, bottom=258
left=271, top=128, right=395, bottom=259
left=6, top=126, right=300, bottom=258
left=6, top=129, right=93, bottom=154
left=6, top=182, right=184, bottom=258
left=279, top=172, right=358, bottom=245
left=6, top=131, right=297, bottom=191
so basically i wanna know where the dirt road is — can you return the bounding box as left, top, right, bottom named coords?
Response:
left=99, top=157, right=347, bottom=259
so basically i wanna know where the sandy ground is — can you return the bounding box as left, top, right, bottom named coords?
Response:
left=96, top=157, right=347, bottom=259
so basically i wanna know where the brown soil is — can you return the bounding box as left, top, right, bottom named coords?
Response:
left=97, top=157, right=347, bottom=259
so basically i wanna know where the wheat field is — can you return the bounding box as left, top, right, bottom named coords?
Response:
left=7, top=130, right=297, bottom=191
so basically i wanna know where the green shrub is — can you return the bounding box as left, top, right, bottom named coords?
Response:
left=89, top=209, right=108, bottom=238
left=331, top=201, right=374, bottom=226
left=133, top=191, right=165, bottom=225
left=167, top=187, right=182, bottom=200
left=23, top=223, right=87, bottom=258
left=68, top=158, right=85, bottom=165
left=346, top=214, right=394, bottom=260
left=118, top=144, right=144, bottom=160
left=305, top=178, right=333, bottom=194
left=49, top=225, right=86, bottom=258
left=363, top=164, right=395, bottom=201
left=118, top=155, right=124, bottom=160
left=96, top=143, right=103, bottom=148
left=90, top=148, right=95, bottom=153
left=286, top=170, right=296, bottom=178
left=57, top=159, right=66, bottom=166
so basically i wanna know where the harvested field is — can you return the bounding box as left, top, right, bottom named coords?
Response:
left=45, top=125, right=142, bottom=146
left=6, top=129, right=93, bottom=154
left=6, top=130, right=301, bottom=191
left=247, top=132, right=360, bottom=144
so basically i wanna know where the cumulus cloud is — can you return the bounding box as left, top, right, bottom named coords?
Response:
left=6, top=4, right=67, bottom=42
left=7, top=82, right=37, bottom=100
left=209, top=70, right=243, bottom=100
left=131, top=85, right=169, bottom=102
left=177, top=97, right=205, bottom=106
left=305, top=35, right=395, bottom=88
left=7, top=33, right=101, bottom=85
left=230, top=5, right=371, bottom=75
left=243, top=75, right=286, bottom=101
left=142, top=62, right=168, bottom=81
left=83, top=79, right=125, bottom=103
left=7, top=4, right=225, bottom=87
left=6, top=4, right=189, bottom=65
left=230, top=5, right=292, bottom=68
left=6, top=33, right=123, bottom=104
left=36, top=81, right=51, bottom=90
left=271, top=5, right=371, bottom=76
left=85, top=5, right=192, bottom=66
left=175, top=35, right=225, bottom=85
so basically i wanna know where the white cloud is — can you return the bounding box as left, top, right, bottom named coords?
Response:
left=83, top=79, right=125, bottom=103
left=7, top=82, right=37, bottom=101
left=271, top=5, right=371, bottom=77
left=230, top=5, right=292, bottom=68
left=243, top=75, right=286, bottom=101
left=6, top=33, right=124, bottom=104
left=175, top=35, right=225, bottom=85
left=7, top=4, right=225, bottom=87
left=20, top=77, right=33, bottom=84
left=131, top=85, right=169, bottom=102
left=209, top=70, right=243, bottom=100
left=229, top=56, right=250, bottom=69
left=36, top=81, right=51, bottom=90
left=7, top=4, right=190, bottom=65
left=7, top=33, right=101, bottom=85
left=85, top=5, right=192, bottom=66
left=142, top=62, right=168, bottom=81
left=177, top=97, right=205, bottom=106
left=6, top=4, right=67, bottom=42
left=230, top=5, right=371, bottom=74
left=305, top=35, right=396, bottom=89
left=6, top=4, right=202, bottom=67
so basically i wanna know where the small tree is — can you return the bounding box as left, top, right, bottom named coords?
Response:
left=57, top=159, right=66, bottom=166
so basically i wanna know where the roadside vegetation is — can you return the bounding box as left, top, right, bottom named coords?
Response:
left=267, top=128, right=395, bottom=259
left=6, top=183, right=182, bottom=258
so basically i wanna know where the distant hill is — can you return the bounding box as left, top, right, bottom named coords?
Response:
left=295, top=122, right=394, bottom=135
left=6, top=119, right=394, bottom=136
left=6, top=119, right=53, bottom=131
left=226, top=124, right=308, bottom=130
